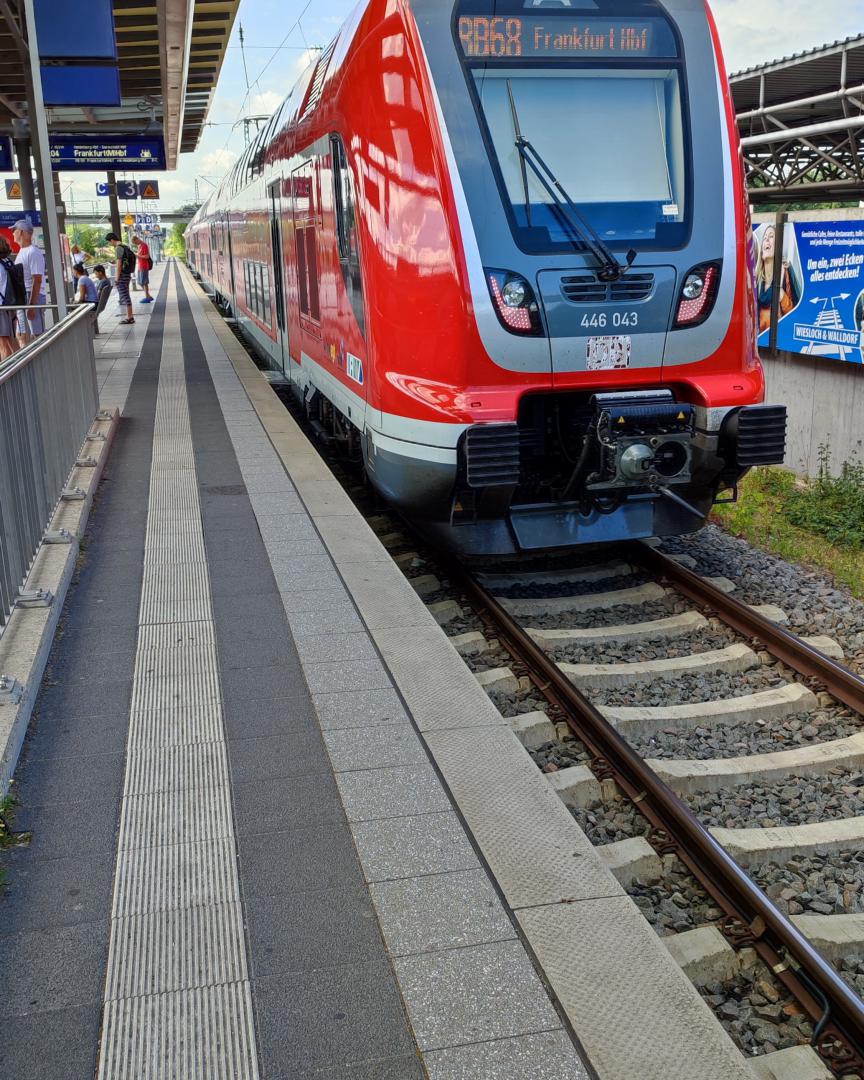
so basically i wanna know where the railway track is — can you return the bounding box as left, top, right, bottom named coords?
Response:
left=267, top=377, right=864, bottom=1073
left=375, top=528, right=864, bottom=1077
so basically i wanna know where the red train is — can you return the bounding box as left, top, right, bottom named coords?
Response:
left=186, top=0, right=786, bottom=554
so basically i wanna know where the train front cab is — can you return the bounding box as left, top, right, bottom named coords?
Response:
left=369, top=0, right=787, bottom=554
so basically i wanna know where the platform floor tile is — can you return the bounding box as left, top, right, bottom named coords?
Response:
left=424, top=1031, right=590, bottom=1080
left=335, top=762, right=452, bottom=822
left=370, top=868, right=516, bottom=956
left=393, top=939, right=561, bottom=1050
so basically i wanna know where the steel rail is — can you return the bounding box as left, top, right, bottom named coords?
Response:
left=634, top=542, right=864, bottom=717
left=445, top=557, right=864, bottom=1077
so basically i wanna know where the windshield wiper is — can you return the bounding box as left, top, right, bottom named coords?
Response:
left=506, top=80, right=635, bottom=282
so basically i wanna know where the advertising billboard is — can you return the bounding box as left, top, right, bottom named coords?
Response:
left=754, top=218, right=864, bottom=365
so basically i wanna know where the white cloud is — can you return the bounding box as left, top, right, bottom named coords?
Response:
left=712, top=0, right=864, bottom=72
left=249, top=89, right=282, bottom=116
left=200, top=147, right=237, bottom=173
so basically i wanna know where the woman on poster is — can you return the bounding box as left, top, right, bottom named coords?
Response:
left=755, top=223, right=802, bottom=335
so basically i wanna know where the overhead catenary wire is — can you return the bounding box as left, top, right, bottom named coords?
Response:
left=214, top=0, right=316, bottom=163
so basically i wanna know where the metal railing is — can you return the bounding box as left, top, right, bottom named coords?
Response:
left=0, top=304, right=98, bottom=628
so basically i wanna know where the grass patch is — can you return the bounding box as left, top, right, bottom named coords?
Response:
left=0, top=794, right=17, bottom=890
left=712, top=452, right=864, bottom=600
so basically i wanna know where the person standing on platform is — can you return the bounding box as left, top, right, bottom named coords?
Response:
left=0, top=235, right=21, bottom=360
left=71, top=244, right=86, bottom=270
left=13, top=218, right=46, bottom=344
left=106, top=232, right=135, bottom=324
left=132, top=235, right=153, bottom=303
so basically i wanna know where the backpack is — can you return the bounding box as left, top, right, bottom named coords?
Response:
left=146, top=255, right=154, bottom=271
left=118, top=244, right=135, bottom=276
left=1, top=257, right=26, bottom=306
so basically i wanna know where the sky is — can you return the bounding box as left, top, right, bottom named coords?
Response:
left=1, top=0, right=861, bottom=218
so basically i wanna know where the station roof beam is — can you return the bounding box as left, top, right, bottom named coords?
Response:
left=731, top=35, right=864, bottom=204
left=0, top=0, right=240, bottom=168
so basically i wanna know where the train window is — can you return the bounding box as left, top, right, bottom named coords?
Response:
left=330, top=134, right=365, bottom=334
left=260, top=264, right=271, bottom=322
left=472, top=66, right=687, bottom=251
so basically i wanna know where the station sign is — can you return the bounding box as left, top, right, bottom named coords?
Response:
left=135, top=213, right=159, bottom=226
left=96, top=180, right=139, bottom=198
left=4, top=178, right=41, bottom=199
left=0, top=210, right=41, bottom=227
left=49, top=135, right=166, bottom=171
left=0, top=138, right=13, bottom=172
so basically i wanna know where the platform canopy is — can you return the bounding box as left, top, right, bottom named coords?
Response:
left=0, top=0, right=240, bottom=169
left=732, top=35, right=864, bottom=204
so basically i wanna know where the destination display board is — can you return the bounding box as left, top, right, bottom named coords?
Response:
left=457, top=15, right=676, bottom=59
left=754, top=218, right=864, bottom=365
left=49, top=135, right=166, bottom=171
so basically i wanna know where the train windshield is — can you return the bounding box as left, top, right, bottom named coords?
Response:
left=472, top=65, right=687, bottom=251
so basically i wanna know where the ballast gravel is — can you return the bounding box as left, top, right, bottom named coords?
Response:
left=587, top=664, right=791, bottom=708
left=628, top=859, right=722, bottom=936
left=570, top=797, right=649, bottom=846
left=529, top=737, right=592, bottom=772
left=751, top=849, right=864, bottom=917
left=662, top=525, right=864, bottom=675
left=546, top=625, right=738, bottom=665
left=525, top=595, right=690, bottom=630
left=685, top=770, right=864, bottom=830
left=837, top=955, right=864, bottom=999
left=699, top=963, right=814, bottom=1056
left=629, top=707, right=861, bottom=760
left=488, top=571, right=650, bottom=599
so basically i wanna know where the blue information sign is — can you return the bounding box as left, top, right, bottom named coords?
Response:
left=41, top=65, right=121, bottom=107
left=35, top=0, right=117, bottom=59
left=0, top=211, right=41, bottom=227
left=755, top=219, right=864, bottom=365
left=0, top=138, right=13, bottom=172
left=49, top=135, right=166, bottom=171
left=96, top=179, right=139, bottom=197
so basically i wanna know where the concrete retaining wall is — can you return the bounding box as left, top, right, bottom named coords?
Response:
left=752, top=208, right=864, bottom=477
left=762, top=348, right=864, bottom=476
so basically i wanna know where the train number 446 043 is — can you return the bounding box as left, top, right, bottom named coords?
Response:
left=581, top=311, right=639, bottom=329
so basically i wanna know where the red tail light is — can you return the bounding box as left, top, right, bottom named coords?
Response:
left=486, top=270, right=543, bottom=336
left=674, top=263, right=720, bottom=328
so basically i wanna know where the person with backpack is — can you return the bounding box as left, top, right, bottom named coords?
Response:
left=0, top=234, right=22, bottom=359
left=13, top=218, right=46, bottom=343
left=132, top=235, right=153, bottom=303
left=105, top=231, right=136, bottom=324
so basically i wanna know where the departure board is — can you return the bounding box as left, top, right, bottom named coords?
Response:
left=457, top=16, right=676, bottom=59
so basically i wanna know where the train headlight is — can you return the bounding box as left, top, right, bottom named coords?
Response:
left=674, top=262, right=721, bottom=328
left=682, top=272, right=705, bottom=300
left=501, top=279, right=527, bottom=307
left=486, top=269, right=543, bottom=336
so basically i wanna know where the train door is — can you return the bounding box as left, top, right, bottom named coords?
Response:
left=267, top=179, right=287, bottom=375
left=290, top=159, right=322, bottom=338
left=223, top=211, right=236, bottom=310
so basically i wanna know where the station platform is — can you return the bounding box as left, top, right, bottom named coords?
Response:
left=0, top=261, right=589, bottom=1080
left=0, top=261, right=752, bottom=1080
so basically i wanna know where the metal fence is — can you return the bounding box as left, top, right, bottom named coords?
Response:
left=0, top=305, right=98, bottom=628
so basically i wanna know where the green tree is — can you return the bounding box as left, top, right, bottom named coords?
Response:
left=67, top=223, right=104, bottom=256
left=165, top=222, right=186, bottom=258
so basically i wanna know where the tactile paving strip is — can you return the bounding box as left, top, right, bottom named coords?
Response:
left=97, top=270, right=258, bottom=1080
